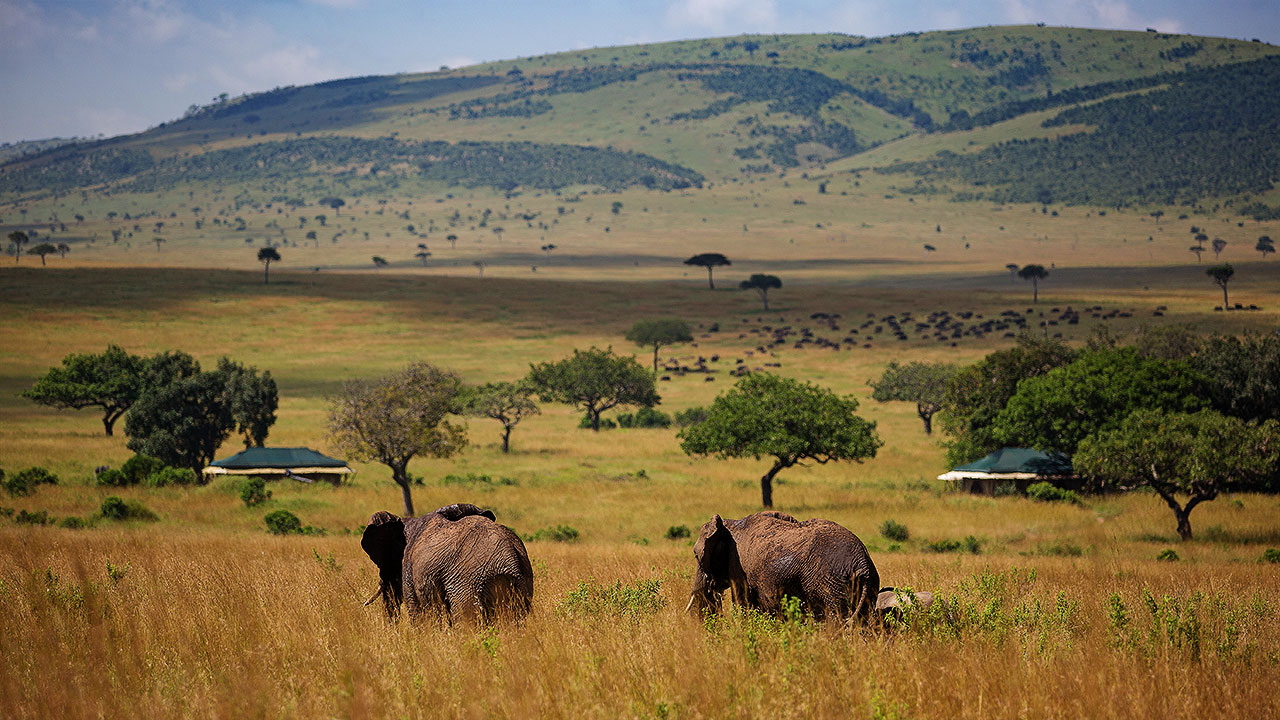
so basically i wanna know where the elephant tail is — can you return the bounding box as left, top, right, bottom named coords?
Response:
left=850, top=565, right=880, bottom=625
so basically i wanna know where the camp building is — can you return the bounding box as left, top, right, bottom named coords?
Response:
left=203, top=447, right=352, bottom=484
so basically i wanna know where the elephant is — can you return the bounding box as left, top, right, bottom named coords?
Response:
left=685, top=510, right=879, bottom=623
left=361, top=503, right=533, bottom=624
left=876, top=587, right=935, bottom=625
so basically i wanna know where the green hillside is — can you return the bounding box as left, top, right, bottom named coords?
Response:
left=2, top=26, right=1278, bottom=209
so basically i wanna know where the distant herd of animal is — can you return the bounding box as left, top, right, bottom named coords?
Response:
left=360, top=503, right=932, bottom=626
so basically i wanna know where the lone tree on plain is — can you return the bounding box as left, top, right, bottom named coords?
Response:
left=540, top=243, right=557, bottom=260
left=24, top=345, right=148, bottom=436
left=328, top=362, right=467, bottom=516
left=625, top=318, right=693, bottom=374
left=1017, top=264, right=1049, bottom=303
left=8, top=231, right=29, bottom=262
left=465, top=381, right=540, bottom=453
left=870, top=360, right=957, bottom=435
left=372, top=256, right=388, bottom=268
left=1258, top=236, right=1275, bottom=258
left=679, top=373, right=881, bottom=508
left=321, top=197, right=345, bottom=216
left=684, top=253, right=731, bottom=289
left=1189, top=244, right=1204, bottom=262
left=526, top=347, right=659, bottom=432
left=1212, top=237, right=1227, bottom=260
left=1075, top=409, right=1279, bottom=541
left=1206, top=263, right=1234, bottom=309
left=1005, top=263, right=1019, bottom=282
left=258, top=247, right=280, bottom=284
left=56, top=242, right=70, bottom=258
left=415, top=250, right=431, bottom=266
left=27, top=243, right=57, bottom=265
left=447, top=234, right=458, bottom=249
left=740, top=273, right=781, bottom=311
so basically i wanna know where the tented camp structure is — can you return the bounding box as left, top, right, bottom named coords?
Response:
left=203, top=447, right=353, bottom=484
left=937, top=448, right=1074, bottom=496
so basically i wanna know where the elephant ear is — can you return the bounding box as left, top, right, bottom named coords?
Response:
left=361, top=511, right=407, bottom=581
left=433, top=503, right=496, bottom=522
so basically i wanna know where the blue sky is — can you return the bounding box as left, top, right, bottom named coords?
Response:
left=1, top=0, right=1277, bottom=145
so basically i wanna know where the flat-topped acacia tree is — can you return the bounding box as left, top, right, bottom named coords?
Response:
left=625, top=318, right=693, bottom=374
left=684, top=253, right=731, bottom=289
left=1206, top=263, right=1234, bottom=308
left=1017, top=264, right=1048, bottom=303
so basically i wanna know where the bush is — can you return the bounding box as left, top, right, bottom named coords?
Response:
left=1258, top=548, right=1280, bottom=564
left=121, top=455, right=165, bottom=485
left=3, top=466, right=59, bottom=496
left=524, top=524, right=581, bottom=542
left=95, top=468, right=128, bottom=487
left=1026, top=481, right=1082, bottom=505
left=1156, top=548, right=1180, bottom=562
left=99, top=496, right=158, bottom=522
left=14, top=509, right=51, bottom=525
left=1035, top=541, right=1084, bottom=557
left=925, top=535, right=982, bottom=554
left=617, top=407, right=672, bottom=429
left=665, top=524, right=691, bottom=540
left=146, top=466, right=199, bottom=487
left=557, top=578, right=665, bottom=619
left=240, top=477, right=272, bottom=507
left=59, top=516, right=89, bottom=529
left=674, top=407, right=709, bottom=427
left=880, top=519, right=910, bottom=542
left=264, top=509, right=323, bottom=536
left=578, top=414, right=617, bottom=430
left=440, top=472, right=518, bottom=487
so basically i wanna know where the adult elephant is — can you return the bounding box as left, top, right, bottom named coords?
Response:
left=685, top=511, right=879, bottom=623
left=361, top=503, right=533, bottom=624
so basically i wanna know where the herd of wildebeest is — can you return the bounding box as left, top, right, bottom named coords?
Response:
left=360, top=503, right=929, bottom=627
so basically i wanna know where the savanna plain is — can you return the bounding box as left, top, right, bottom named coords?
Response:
left=2, top=181, right=1280, bottom=719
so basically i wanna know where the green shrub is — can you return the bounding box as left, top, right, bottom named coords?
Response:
left=1035, top=541, right=1084, bottom=557
left=880, top=519, right=910, bottom=542
left=665, top=524, right=691, bottom=540
left=617, top=407, right=672, bottom=429
left=4, top=466, right=59, bottom=496
left=557, top=578, right=665, bottom=619
left=524, top=524, right=580, bottom=542
left=121, top=455, right=165, bottom=485
left=240, top=477, right=272, bottom=507
left=59, top=516, right=89, bottom=529
left=1258, top=548, right=1280, bottom=564
left=440, top=472, right=518, bottom=487
left=99, top=496, right=158, bottom=522
left=674, top=407, right=709, bottom=427
left=95, top=468, right=128, bottom=487
left=1026, top=481, right=1082, bottom=505
left=578, top=414, right=617, bottom=430
left=146, top=466, right=198, bottom=487
left=264, top=509, right=323, bottom=536
left=15, top=509, right=51, bottom=525
left=925, top=535, right=982, bottom=554
left=1156, top=548, right=1180, bottom=562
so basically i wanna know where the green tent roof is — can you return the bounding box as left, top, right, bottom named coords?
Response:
left=209, top=447, right=349, bottom=469
left=952, top=448, right=1072, bottom=475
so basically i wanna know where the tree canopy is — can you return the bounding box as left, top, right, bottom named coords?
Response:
left=258, top=246, right=280, bottom=284
left=464, top=381, right=540, bottom=453
left=625, top=318, right=693, bottom=373
left=683, top=253, right=731, bottom=289
left=1205, top=263, right=1233, bottom=308
left=327, top=362, right=467, bottom=516
left=27, top=243, right=57, bottom=265
left=1017, top=264, right=1048, bottom=303
left=1075, top=409, right=1280, bottom=540
left=24, top=345, right=148, bottom=436
left=870, top=360, right=956, bottom=435
left=218, top=358, right=279, bottom=448
left=679, top=373, right=881, bottom=508
left=740, top=274, right=782, bottom=310
left=527, top=347, right=659, bottom=431
left=125, top=370, right=235, bottom=477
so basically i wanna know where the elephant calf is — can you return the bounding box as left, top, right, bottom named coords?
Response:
left=686, top=511, right=879, bottom=623
left=361, top=503, right=533, bottom=625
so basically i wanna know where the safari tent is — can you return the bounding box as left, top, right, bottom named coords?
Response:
left=937, top=448, right=1074, bottom=496
left=203, top=447, right=353, bottom=484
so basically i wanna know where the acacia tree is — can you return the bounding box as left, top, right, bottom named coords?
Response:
left=679, top=373, right=881, bottom=508
left=465, top=381, right=540, bottom=453
left=125, top=370, right=234, bottom=477
left=1189, top=244, right=1204, bottom=262
left=258, top=246, right=280, bottom=284
left=218, top=358, right=279, bottom=448
left=27, top=243, right=57, bottom=265
left=870, top=360, right=957, bottom=435
left=526, top=347, right=659, bottom=431
left=684, top=253, right=731, bottom=289
left=1076, top=409, right=1279, bottom=540
left=328, top=363, right=468, bottom=516
left=625, top=318, right=693, bottom=374
left=1017, top=264, right=1048, bottom=303
left=1257, top=236, right=1275, bottom=258
left=24, top=345, right=148, bottom=435
left=1206, top=263, right=1234, bottom=309
left=740, top=273, right=781, bottom=310
left=8, top=231, right=28, bottom=262
left=1211, top=238, right=1227, bottom=260
left=1005, top=263, right=1018, bottom=282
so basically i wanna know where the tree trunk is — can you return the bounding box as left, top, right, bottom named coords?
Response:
left=103, top=413, right=117, bottom=436
left=918, top=405, right=933, bottom=435
left=590, top=408, right=600, bottom=431
left=652, top=345, right=660, bottom=374
left=706, top=267, right=715, bottom=290
left=393, top=465, right=415, bottom=516
left=1222, top=284, right=1229, bottom=309
left=1032, top=279, right=1039, bottom=303
left=760, top=461, right=786, bottom=508
left=264, top=261, right=270, bottom=285
left=502, top=426, right=512, bottom=453
left=1176, top=510, right=1193, bottom=541
left=761, top=291, right=769, bottom=311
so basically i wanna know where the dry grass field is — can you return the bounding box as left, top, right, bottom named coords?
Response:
left=2, top=189, right=1280, bottom=718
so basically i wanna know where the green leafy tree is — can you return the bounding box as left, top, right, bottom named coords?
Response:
left=27, top=242, right=57, bottom=265
left=1211, top=237, right=1227, bottom=260
left=683, top=253, right=731, bottom=289
left=1017, top=264, right=1049, bottom=303
left=327, top=362, right=467, bottom=516
left=939, top=334, right=1076, bottom=465
left=870, top=360, right=957, bottom=435
left=24, top=345, right=148, bottom=436
left=465, top=381, right=540, bottom=453
left=1076, top=409, right=1280, bottom=540
left=740, top=273, right=782, bottom=310
left=679, top=373, right=881, bottom=508
left=372, top=256, right=388, bottom=268
left=992, top=348, right=1209, bottom=456
left=321, top=197, right=345, bottom=215
left=1005, top=263, right=1018, bottom=282
left=8, top=230, right=28, bottom=263
left=1206, top=263, right=1233, bottom=308
left=218, top=358, right=278, bottom=448
left=527, top=347, right=659, bottom=432
left=625, top=318, right=693, bottom=374
left=124, top=370, right=234, bottom=477
left=1257, top=236, right=1275, bottom=258
left=1189, top=244, right=1205, bottom=262
left=258, top=246, right=280, bottom=284
left=1190, top=333, right=1280, bottom=423
left=56, top=242, right=70, bottom=258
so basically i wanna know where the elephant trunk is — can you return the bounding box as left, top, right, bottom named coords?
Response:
left=686, top=573, right=719, bottom=617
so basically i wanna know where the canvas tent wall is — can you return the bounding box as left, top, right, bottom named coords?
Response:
left=204, top=447, right=353, bottom=484
left=937, top=448, right=1074, bottom=496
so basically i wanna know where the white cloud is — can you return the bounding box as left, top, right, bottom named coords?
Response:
left=666, top=0, right=778, bottom=32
